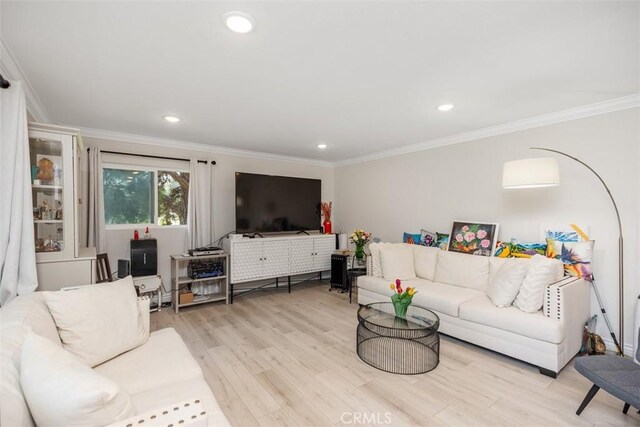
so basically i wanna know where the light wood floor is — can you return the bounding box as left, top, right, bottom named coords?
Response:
left=150, top=282, right=640, bottom=426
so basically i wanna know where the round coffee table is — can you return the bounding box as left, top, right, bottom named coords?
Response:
left=357, top=302, right=440, bottom=375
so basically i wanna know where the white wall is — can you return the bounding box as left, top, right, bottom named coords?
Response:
left=81, top=137, right=334, bottom=298
left=334, top=108, right=640, bottom=353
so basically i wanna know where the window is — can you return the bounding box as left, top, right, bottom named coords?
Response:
left=103, top=165, right=190, bottom=226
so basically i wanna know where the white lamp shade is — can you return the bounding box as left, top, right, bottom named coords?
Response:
left=502, top=157, right=560, bottom=188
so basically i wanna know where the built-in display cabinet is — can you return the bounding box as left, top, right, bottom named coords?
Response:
left=29, top=123, right=96, bottom=290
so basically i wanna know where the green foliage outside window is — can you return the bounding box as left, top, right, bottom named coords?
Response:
left=103, top=168, right=190, bottom=226
left=158, top=171, right=190, bottom=225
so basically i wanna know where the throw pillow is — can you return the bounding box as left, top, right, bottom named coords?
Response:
left=419, top=229, right=438, bottom=247
left=494, top=239, right=547, bottom=258
left=20, top=333, right=134, bottom=426
left=486, top=260, right=529, bottom=307
left=436, top=232, right=449, bottom=251
left=369, top=242, right=390, bottom=277
left=546, top=239, right=595, bottom=279
left=43, top=276, right=148, bottom=367
left=510, top=239, right=547, bottom=258
left=514, top=255, right=564, bottom=313
left=380, top=245, right=416, bottom=280
left=402, top=232, right=421, bottom=245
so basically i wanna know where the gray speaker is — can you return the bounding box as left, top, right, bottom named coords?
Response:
left=118, top=259, right=130, bottom=278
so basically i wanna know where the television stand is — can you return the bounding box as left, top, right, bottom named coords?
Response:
left=296, top=230, right=310, bottom=236
left=243, top=232, right=264, bottom=238
left=223, top=234, right=336, bottom=302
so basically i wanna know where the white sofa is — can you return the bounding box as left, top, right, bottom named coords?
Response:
left=358, top=243, right=591, bottom=377
left=0, top=291, right=229, bottom=426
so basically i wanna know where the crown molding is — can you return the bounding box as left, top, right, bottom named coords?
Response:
left=335, top=93, right=640, bottom=167
left=80, top=127, right=334, bottom=168
left=0, top=38, right=51, bottom=123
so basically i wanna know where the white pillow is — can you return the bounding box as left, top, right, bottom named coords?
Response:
left=380, top=245, right=416, bottom=280
left=486, top=260, right=529, bottom=307
left=413, top=245, right=439, bottom=281
left=369, top=242, right=390, bottom=277
left=514, top=255, right=564, bottom=313
left=43, top=276, right=148, bottom=367
left=21, top=333, right=134, bottom=426
left=434, top=250, right=490, bottom=291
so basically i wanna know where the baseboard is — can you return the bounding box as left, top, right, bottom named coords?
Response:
left=601, top=337, right=634, bottom=356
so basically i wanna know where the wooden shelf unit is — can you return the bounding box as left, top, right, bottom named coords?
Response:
left=170, top=253, right=229, bottom=313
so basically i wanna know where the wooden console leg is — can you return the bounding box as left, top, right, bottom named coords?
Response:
left=538, top=367, right=557, bottom=378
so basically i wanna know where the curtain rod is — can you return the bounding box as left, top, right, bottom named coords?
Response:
left=0, top=74, right=10, bottom=89
left=94, top=149, right=216, bottom=165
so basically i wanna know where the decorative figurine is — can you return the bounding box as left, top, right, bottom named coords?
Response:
left=36, top=157, right=54, bottom=181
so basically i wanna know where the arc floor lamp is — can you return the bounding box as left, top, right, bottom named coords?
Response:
left=503, top=147, right=624, bottom=355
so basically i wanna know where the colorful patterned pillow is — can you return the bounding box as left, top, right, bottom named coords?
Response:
left=494, top=241, right=511, bottom=258
left=494, top=239, right=547, bottom=258
left=402, top=232, right=421, bottom=245
left=419, top=229, right=438, bottom=247
left=546, top=239, right=594, bottom=279
left=436, top=233, right=449, bottom=251
left=510, top=239, right=547, bottom=258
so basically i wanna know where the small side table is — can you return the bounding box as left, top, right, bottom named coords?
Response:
left=133, top=275, right=162, bottom=312
left=348, top=254, right=367, bottom=304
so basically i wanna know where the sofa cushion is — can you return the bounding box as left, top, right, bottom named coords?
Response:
left=43, top=276, right=148, bottom=367
left=21, top=333, right=134, bottom=427
left=514, top=255, right=564, bottom=313
left=0, top=292, right=62, bottom=427
left=459, top=295, right=565, bottom=344
left=486, top=260, right=529, bottom=307
left=413, top=281, right=484, bottom=317
left=380, top=244, right=416, bottom=280
left=95, top=328, right=203, bottom=395
left=413, top=245, right=439, bottom=281
left=434, top=250, right=490, bottom=291
left=369, top=242, right=392, bottom=277
left=357, top=276, right=482, bottom=317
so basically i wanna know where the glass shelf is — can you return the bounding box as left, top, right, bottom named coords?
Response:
left=30, top=137, right=65, bottom=253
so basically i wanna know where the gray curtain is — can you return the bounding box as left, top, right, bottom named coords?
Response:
left=86, top=147, right=106, bottom=253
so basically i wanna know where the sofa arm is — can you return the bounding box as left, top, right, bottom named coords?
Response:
left=545, top=277, right=590, bottom=359
left=107, top=399, right=208, bottom=427
left=138, top=296, right=150, bottom=338
left=544, top=277, right=590, bottom=322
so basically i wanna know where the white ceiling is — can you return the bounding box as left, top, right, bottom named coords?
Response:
left=2, top=1, right=639, bottom=162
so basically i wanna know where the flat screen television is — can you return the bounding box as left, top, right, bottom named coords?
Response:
left=235, top=172, right=321, bottom=234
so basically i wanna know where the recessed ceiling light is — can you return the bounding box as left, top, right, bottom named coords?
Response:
left=163, top=116, right=181, bottom=123
left=317, top=144, right=327, bottom=149
left=224, top=12, right=254, bottom=33
left=437, top=104, right=454, bottom=112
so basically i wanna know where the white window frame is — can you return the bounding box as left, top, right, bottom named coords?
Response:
left=103, top=162, right=190, bottom=230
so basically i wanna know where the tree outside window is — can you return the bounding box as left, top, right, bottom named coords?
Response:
left=103, top=167, right=190, bottom=226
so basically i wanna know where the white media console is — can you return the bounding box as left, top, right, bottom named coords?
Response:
left=223, top=234, right=335, bottom=302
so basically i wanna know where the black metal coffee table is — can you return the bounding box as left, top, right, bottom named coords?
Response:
left=357, top=302, right=440, bottom=374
